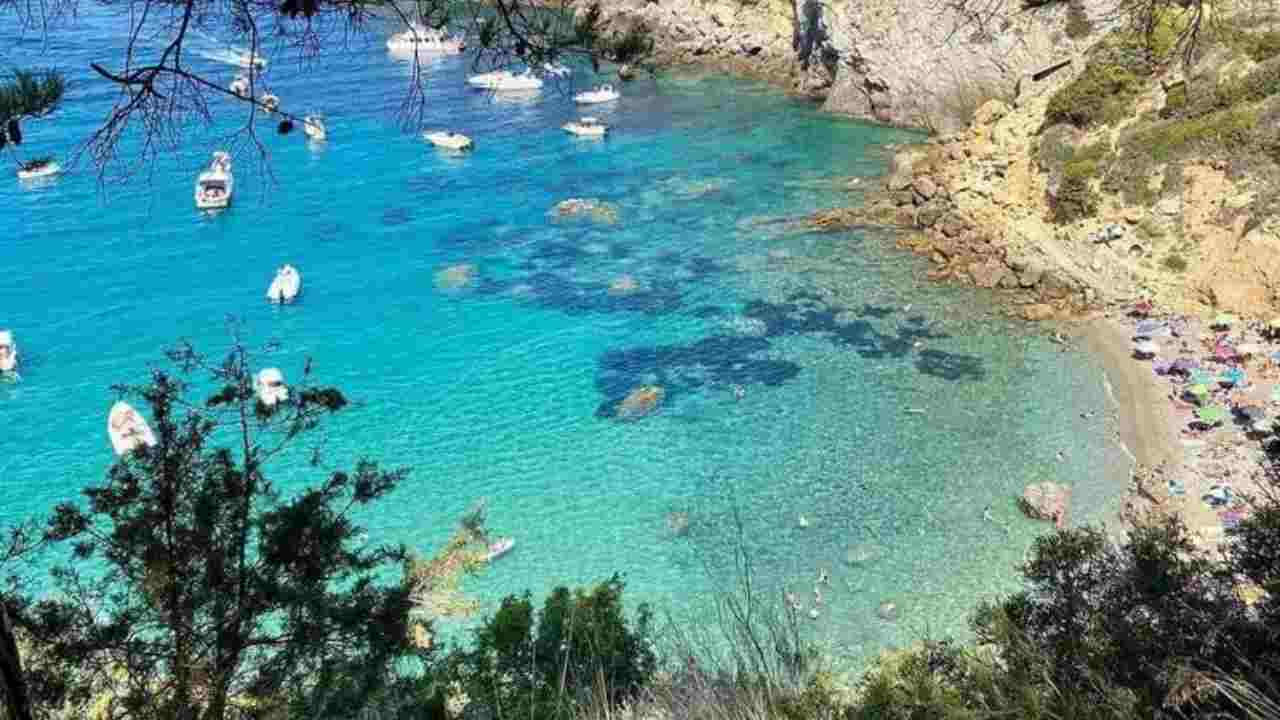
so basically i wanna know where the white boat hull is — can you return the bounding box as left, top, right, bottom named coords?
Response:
left=467, top=72, right=543, bottom=91
left=255, top=368, right=289, bottom=407
left=267, top=267, right=302, bottom=303
left=108, top=401, right=158, bottom=456
left=563, top=123, right=607, bottom=137
left=574, top=92, right=619, bottom=104
left=0, top=332, right=15, bottom=374
left=424, top=131, right=473, bottom=150
left=17, top=162, right=60, bottom=180
left=485, top=537, right=515, bottom=562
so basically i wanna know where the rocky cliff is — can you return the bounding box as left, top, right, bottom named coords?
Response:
left=590, top=0, right=1108, bottom=131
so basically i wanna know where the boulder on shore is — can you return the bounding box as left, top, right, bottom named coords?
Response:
left=1020, top=481, right=1071, bottom=529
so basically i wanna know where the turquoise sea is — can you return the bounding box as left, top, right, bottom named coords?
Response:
left=1, top=10, right=1130, bottom=664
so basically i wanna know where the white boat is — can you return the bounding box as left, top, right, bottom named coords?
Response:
left=108, top=401, right=158, bottom=457
left=229, top=75, right=250, bottom=97
left=266, top=264, right=302, bottom=303
left=562, top=117, right=608, bottom=137
left=194, top=152, right=233, bottom=210
left=255, top=367, right=289, bottom=407
left=485, top=537, right=515, bottom=562
left=303, top=115, right=326, bottom=141
left=543, top=62, right=571, bottom=77
left=466, top=69, right=543, bottom=91
left=386, top=24, right=465, bottom=53
left=16, top=159, right=60, bottom=180
left=260, top=93, right=280, bottom=113
left=423, top=130, right=473, bottom=150
left=0, top=330, right=16, bottom=373
left=574, top=84, right=619, bottom=104
left=232, top=50, right=267, bottom=69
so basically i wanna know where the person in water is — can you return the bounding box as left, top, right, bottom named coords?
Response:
left=817, top=568, right=830, bottom=585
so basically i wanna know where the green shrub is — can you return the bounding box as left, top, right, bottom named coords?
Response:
left=1065, top=1, right=1092, bottom=40
left=1160, top=80, right=1187, bottom=118
left=1237, top=30, right=1280, bottom=62
left=1051, top=142, right=1107, bottom=223
left=1044, top=61, right=1145, bottom=128
left=449, top=576, right=655, bottom=720
left=1162, top=253, right=1187, bottom=272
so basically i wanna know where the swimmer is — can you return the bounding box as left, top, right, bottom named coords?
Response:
left=817, top=568, right=830, bottom=585
left=733, top=384, right=745, bottom=401
left=814, top=588, right=824, bottom=606
left=785, top=591, right=801, bottom=612
left=982, top=505, right=994, bottom=523
left=797, top=515, right=810, bottom=529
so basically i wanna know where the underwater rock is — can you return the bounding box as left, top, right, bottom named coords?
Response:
left=722, top=316, right=769, bottom=337
left=1020, top=481, right=1071, bottom=529
left=616, top=385, right=665, bottom=421
left=434, top=263, right=477, bottom=290
left=666, top=510, right=690, bottom=537
left=608, top=274, right=641, bottom=296
left=877, top=601, right=899, bottom=622
left=549, top=198, right=619, bottom=225
left=845, top=542, right=884, bottom=567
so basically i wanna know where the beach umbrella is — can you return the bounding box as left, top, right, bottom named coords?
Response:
left=1213, top=313, right=1236, bottom=329
left=1171, top=358, right=1200, bottom=374
left=1215, top=341, right=1238, bottom=361
left=1187, top=384, right=1211, bottom=403
left=1196, top=406, right=1228, bottom=425
left=1134, top=340, right=1159, bottom=357
left=1153, top=360, right=1174, bottom=375
left=1133, top=299, right=1153, bottom=317
left=1220, top=367, right=1247, bottom=387
left=1169, top=317, right=1189, bottom=337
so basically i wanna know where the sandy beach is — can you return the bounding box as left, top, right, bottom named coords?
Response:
left=1071, top=312, right=1273, bottom=551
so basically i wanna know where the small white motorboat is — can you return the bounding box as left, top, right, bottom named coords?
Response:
left=229, top=74, right=250, bottom=97
left=386, top=24, right=465, bottom=53
left=16, top=159, right=60, bottom=180
left=543, top=62, right=571, bottom=77
left=194, top=151, right=233, bottom=210
left=266, top=264, right=302, bottom=303
left=562, top=117, right=608, bottom=137
left=303, top=115, right=326, bottom=141
left=260, top=93, right=280, bottom=113
left=0, top=330, right=16, bottom=374
left=232, top=50, right=267, bottom=69
left=423, top=130, right=473, bottom=151
left=574, top=84, right=620, bottom=104
left=466, top=69, right=543, bottom=91
left=255, top=367, right=289, bottom=407
left=485, top=537, right=515, bottom=562
left=108, top=401, right=158, bottom=457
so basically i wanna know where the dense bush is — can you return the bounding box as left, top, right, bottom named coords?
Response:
left=446, top=575, right=656, bottom=720
left=1050, top=142, right=1106, bottom=223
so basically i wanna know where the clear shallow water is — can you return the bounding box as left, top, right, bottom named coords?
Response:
left=1, top=11, right=1128, bottom=665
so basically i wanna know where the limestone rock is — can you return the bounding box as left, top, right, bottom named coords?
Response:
left=969, top=259, right=1009, bottom=289
left=550, top=198, right=619, bottom=224
left=1021, top=303, right=1055, bottom=321
left=886, top=149, right=923, bottom=191
left=608, top=275, right=641, bottom=296
left=913, top=176, right=938, bottom=200
left=877, top=601, right=899, bottom=622
left=1020, top=481, right=1071, bottom=529
left=434, top=264, right=477, bottom=290
left=973, top=99, right=1012, bottom=127
left=617, top=386, right=665, bottom=421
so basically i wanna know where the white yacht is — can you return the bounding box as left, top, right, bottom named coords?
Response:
left=423, top=130, right=473, bottom=150
left=260, top=93, right=280, bottom=113
left=194, top=151, right=233, bottom=210
left=466, top=69, right=543, bottom=91
left=574, top=84, right=620, bottom=104
left=255, top=367, right=289, bottom=407
left=16, top=158, right=60, bottom=180
left=303, top=115, right=326, bottom=141
left=229, top=74, right=250, bottom=97
left=485, top=537, right=515, bottom=562
left=0, top=330, right=16, bottom=374
left=562, top=117, right=608, bottom=137
left=386, top=24, right=465, bottom=53
left=232, top=50, right=267, bottom=69
left=108, top=401, right=158, bottom=457
left=267, top=264, right=302, bottom=303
